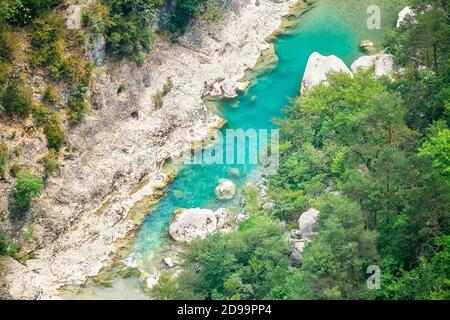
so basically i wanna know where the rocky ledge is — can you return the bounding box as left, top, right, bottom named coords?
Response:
left=3, top=0, right=302, bottom=300
left=300, top=51, right=395, bottom=95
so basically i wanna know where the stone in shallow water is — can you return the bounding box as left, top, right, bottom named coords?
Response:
left=228, top=168, right=240, bottom=177
left=360, top=40, right=377, bottom=54
left=215, top=179, right=237, bottom=200
left=168, top=208, right=234, bottom=243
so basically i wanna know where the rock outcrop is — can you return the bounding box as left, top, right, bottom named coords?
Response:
left=301, top=52, right=396, bottom=97
left=288, top=208, right=320, bottom=265
left=169, top=208, right=236, bottom=243
left=397, top=6, right=415, bottom=28
left=215, top=179, right=237, bottom=200
left=300, top=52, right=352, bottom=95
left=351, top=54, right=394, bottom=78
left=298, top=208, right=319, bottom=239
left=66, top=5, right=82, bottom=30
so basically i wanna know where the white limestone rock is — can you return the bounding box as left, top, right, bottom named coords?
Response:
left=351, top=54, right=394, bottom=78
left=290, top=239, right=309, bottom=266
left=300, top=52, right=352, bottom=95
left=215, top=179, right=237, bottom=200
left=66, top=5, right=82, bottom=30
left=168, top=208, right=235, bottom=243
left=169, top=208, right=217, bottom=243
left=397, top=6, right=415, bottom=28
left=146, top=273, right=159, bottom=288
left=163, top=257, right=176, bottom=268
left=298, top=208, right=319, bottom=239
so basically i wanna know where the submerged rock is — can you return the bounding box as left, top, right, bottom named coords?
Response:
left=360, top=40, right=377, bottom=54
left=215, top=179, right=237, bottom=200
left=351, top=54, right=394, bottom=78
left=300, top=52, right=352, bottom=95
left=228, top=168, right=240, bottom=177
left=168, top=208, right=234, bottom=243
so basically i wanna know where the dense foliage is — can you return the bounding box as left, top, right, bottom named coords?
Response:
left=163, top=1, right=450, bottom=300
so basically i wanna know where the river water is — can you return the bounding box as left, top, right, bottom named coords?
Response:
left=64, top=0, right=404, bottom=299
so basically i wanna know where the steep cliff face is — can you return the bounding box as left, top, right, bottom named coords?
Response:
left=1, top=0, right=301, bottom=299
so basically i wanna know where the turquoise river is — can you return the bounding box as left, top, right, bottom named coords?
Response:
left=64, top=0, right=405, bottom=299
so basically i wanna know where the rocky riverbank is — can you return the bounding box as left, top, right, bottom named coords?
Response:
left=3, top=0, right=303, bottom=300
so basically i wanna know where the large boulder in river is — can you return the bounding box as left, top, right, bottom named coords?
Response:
left=169, top=208, right=234, bottom=243
left=300, top=52, right=352, bottom=95
left=215, top=179, right=237, bottom=200
left=351, top=54, right=394, bottom=78
left=397, top=6, right=415, bottom=28
left=298, top=208, right=319, bottom=239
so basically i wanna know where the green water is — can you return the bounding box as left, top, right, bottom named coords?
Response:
left=67, top=0, right=404, bottom=299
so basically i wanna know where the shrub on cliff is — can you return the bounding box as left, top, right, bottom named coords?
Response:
left=0, top=140, right=8, bottom=178
left=40, top=149, right=58, bottom=178
left=44, top=116, right=65, bottom=150
left=1, top=78, right=33, bottom=118
left=30, top=13, right=65, bottom=71
left=0, top=0, right=62, bottom=26
left=42, top=84, right=58, bottom=106
left=12, top=171, right=44, bottom=213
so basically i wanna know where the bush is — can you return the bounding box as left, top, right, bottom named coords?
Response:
left=107, top=14, right=156, bottom=59
left=1, top=0, right=62, bottom=26
left=67, top=92, right=89, bottom=124
left=30, top=13, right=65, bottom=70
left=40, top=149, right=58, bottom=178
left=1, top=78, right=33, bottom=118
left=0, top=25, right=18, bottom=62
left=42, top=84, right=57, bottom=106
left=153, top=77, right=173, bottom=109
left=12, top=171, right=44, bottom=213
left=31, top=103, right=49, bottom=127
left=0, top=230, right=20, bottom=258
left=169, top=0, right=208, bottom=34
left=0, top=140, right=8, bottom=178
left=59, top=55, right=93, bottom=86
left=44, top=113, right=65, bottom=150
left=9, top=162, right=20, bottom=177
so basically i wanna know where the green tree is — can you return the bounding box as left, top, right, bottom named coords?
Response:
left=419, top=127, right=450, bottom=177
left=12, top=171, right=44, bottom=213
